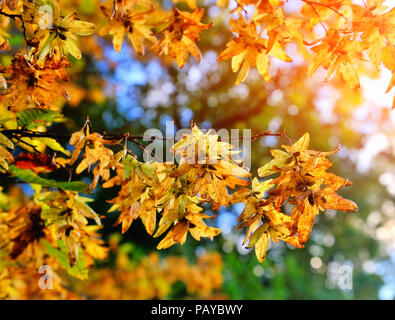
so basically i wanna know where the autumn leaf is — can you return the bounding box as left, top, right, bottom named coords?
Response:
left=218, top=14, right=292, bottom=84
left=152, top=8, right=212, bottom=68
left=255, top=132, right=358, bottom=247
left=24, top=1, right=95, bottom=65
left=8, top=203, right=48, bottom=260
left=171, top=123, right=251, bottom=208
left=0, top=0, right=18, bottom=10
left=156, top=210, right=221, bottom=250
left=99, top=3, right=157, bottom=54
left=0, top=54, right=71, bottom=111
left=307, top=29, right=360, bottom=89
left=13, top=153, right=57, bottom=173
left=69, top=126, right=122, bottom=191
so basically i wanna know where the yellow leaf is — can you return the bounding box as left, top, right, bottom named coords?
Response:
left=255, top=231, right=270, bottom=262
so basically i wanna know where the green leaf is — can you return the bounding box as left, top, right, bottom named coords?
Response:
left=17, top=108, right=63, bottom=129
left=247, top=223, right=268, bottom=249
left=78, top=0, right=95, bottom=15
left=0, top=117, right=14, bottom=125
left=0, top=187, right=9, bottom=210
left=38, top=137, right=71, bottom=156
left=42, top=240, right=88, bottom=280
left=141, top=162, right=156, bottom=176
left=122, top=154, right=138, bottom=180
left=8, top=165, right=89, bottom=192
left=0, top=132, right=14, bottom=149
left=0, top=249, right=15, bottom=269
left=74, top=196, right=101, bottom=225
left=8, top=33, right=23, bottom=47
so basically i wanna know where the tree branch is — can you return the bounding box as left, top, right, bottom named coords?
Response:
left=1, top=127, right=293, bottom=148
left=0, top=11, right=30, bottom=47
left=302, top=0, right=347, bottom=20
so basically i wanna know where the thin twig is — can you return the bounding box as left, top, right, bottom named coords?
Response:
left=1, top=128, right=293, bottom=145
left=303, top=0, right=328, bottom=32
left=302, top=0, right=347, bottom=19
left=111, top=0, right=117, bottom=19
left=0, top=11, right=30, bottom=47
